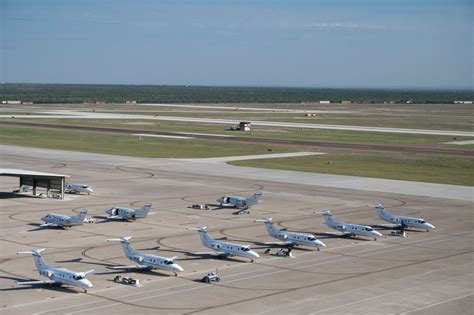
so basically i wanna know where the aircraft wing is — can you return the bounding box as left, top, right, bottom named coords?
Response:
left=108, top=265, right=149, bottom=270
left=16, top=279, right=57, bottom=285
left=40, top=223, right=59, bottom=227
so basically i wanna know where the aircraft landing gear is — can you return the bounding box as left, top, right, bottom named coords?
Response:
left=317, top=247, right=320, bottom=251
left=174, top=272, right=178, bottom=277
left=84, top=289, right=87, bottom=293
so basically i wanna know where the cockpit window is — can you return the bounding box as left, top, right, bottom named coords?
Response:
left=165, top=260, right=173, bottom=265
left=73, top=275, right=84, bottom=280
left=419, top=220, right=426, bottom=223
left=365, top=227, right=373, bottom=231
left=241, top=247, right=250, bottom=251
left=81, top=185, right=88, bottom=188
left=307, top=237, right=316, bottom=241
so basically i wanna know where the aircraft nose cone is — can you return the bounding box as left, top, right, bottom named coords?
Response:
left=252, top=251, right=260, bottom=258
left=426, top=223, right=435, bottom=229
left=375, top=231, right=382, bottom=237
left=318, top=240, right=326, bottom=247
left=106, top=209, right=112, bottom=215
left=175, top=265, right=184, bottom=272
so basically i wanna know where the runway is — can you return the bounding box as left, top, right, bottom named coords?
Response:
left=2, top=109, right=474, bottom=136
left=0, top=146, right=472, bottom=314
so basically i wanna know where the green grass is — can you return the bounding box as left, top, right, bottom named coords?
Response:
left=4, top=118, right=470, bottom=145
left=229, top=153, right=474, bottom=186
left=0, top=126, right=294, bottom=158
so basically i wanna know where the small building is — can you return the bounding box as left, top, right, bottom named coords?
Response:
left=341, top=100, right=352, bottom=104
left=239, top=121, right=252, bottom=131
left=454, top=101, right=473, bottom=104
left=126, top=100, right=137, bottom=105
left=319, top=100, right=330, bottom=104
left=0, top=168, right=70, bottom=199
left=22, top=100, right=34, bottom=105
left=6, top=100, right=21, bottom=104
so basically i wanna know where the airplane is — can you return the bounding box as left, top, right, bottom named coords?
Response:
left=106, top=203, right=152, bottom=220
left=40, top=209, right=88, bottom=228
left=321, top=210, right=382, bottom=240
left=65, top=183, right=93, bottom=194
left=254, top=218, right=326, bottom=250
left=16, top=248, right=94, bottom=292
left=216, top=192, right=262, bottom=208
left=195, top=226, right=260, bottom=262
left=373, top=203, right=435, bottom=232
left=106, top=236, right=183, bottom=276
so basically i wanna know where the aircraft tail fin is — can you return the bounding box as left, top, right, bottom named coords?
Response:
left=322, top=210, right=338, bottom=227
left=72, top=209, right=88, bottom=222
left=197, top=226, right=213, bottom=244
left=136, top=204, right=152, bottom=217
left=17, top=248, right=50, bottom=270
left=373, top=203, right=390, bottom=219
left=249, top=192, right=263, bottom=204
left=107, top=236, right=137, bottom=257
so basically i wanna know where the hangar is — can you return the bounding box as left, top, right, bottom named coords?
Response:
left=0, top=168, right=69, bottom=199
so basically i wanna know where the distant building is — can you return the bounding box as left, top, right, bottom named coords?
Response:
left=341, top=100, right=352, bottom=104
left=22, top=100, right=34, bottom=105
left=454, top=101, right=473, bottom=104
left=126, top=100, right=137, bottom=105
left=319, top=100, right=330, bottom=104
left=6, top=100, right=21, bottom=104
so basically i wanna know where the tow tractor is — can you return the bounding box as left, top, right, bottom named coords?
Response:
left=201, top=271, right=220, bottom=283
left=113, top=275, right=140, bottom=286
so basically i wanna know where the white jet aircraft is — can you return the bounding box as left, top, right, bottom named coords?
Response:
left=255, top=218, right=326, bottom=250
left=216, top=192, right=262, bottom=208
left=107, top=236, right=183, bottom=276
left=65, top=183, right=93, bottom=194
left=16, top=248, right=94, bottom=292
left=321, top=211, right=382, bottom=240
left=373, top=204, right=435, bottom=232
left=41, top=209, right=88, bottom=228
left=106, top=204, right=152, bottom=220
left=106, top=236, right=183, bottom=276
left=196, top=226, right=259, bottom=262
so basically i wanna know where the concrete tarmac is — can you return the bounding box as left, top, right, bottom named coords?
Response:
left=0, top=146, right=472, bottom=315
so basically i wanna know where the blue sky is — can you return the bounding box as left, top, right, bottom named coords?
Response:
left=1, top=0, right=472, bottom=89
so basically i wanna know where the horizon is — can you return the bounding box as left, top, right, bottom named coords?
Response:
left=1, top=82, right=473, bottom=92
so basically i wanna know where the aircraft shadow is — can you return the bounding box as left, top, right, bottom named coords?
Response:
left=55, top=258, right=116, bottom=268
left=0, top=281, right=79, bottom=293
left=311, top=232, right=372, bottom=241
left=96, top=268, right=172, bottom=277
left=181, top=252, right=248, bottom=263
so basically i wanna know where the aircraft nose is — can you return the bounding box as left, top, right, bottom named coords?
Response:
left=374, top=231, right=383, bottom=237
left=175, top=265, right=184, bottom=272
left=87, top=188, right=94, bottom=193
left=252, top=251, right=260, bottom=258
left=426, top=223, right=435, bottom=229
left=106, top=209, right=111, bottom=215
left=317, top=240, right=326, bottom=247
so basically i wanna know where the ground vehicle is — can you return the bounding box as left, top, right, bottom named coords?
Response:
left=201, top=272, right=220, bottom=283
left=113, top=275, right=140, bottom=286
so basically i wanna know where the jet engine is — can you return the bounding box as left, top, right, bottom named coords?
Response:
left=277, top=233, right=288, bottom=240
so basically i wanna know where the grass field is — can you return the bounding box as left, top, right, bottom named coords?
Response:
left=0, top=126, right=294, bottom=158
left=229, top=153, right=474, bottom=186
left=3, top=118, right=469, bottom=145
